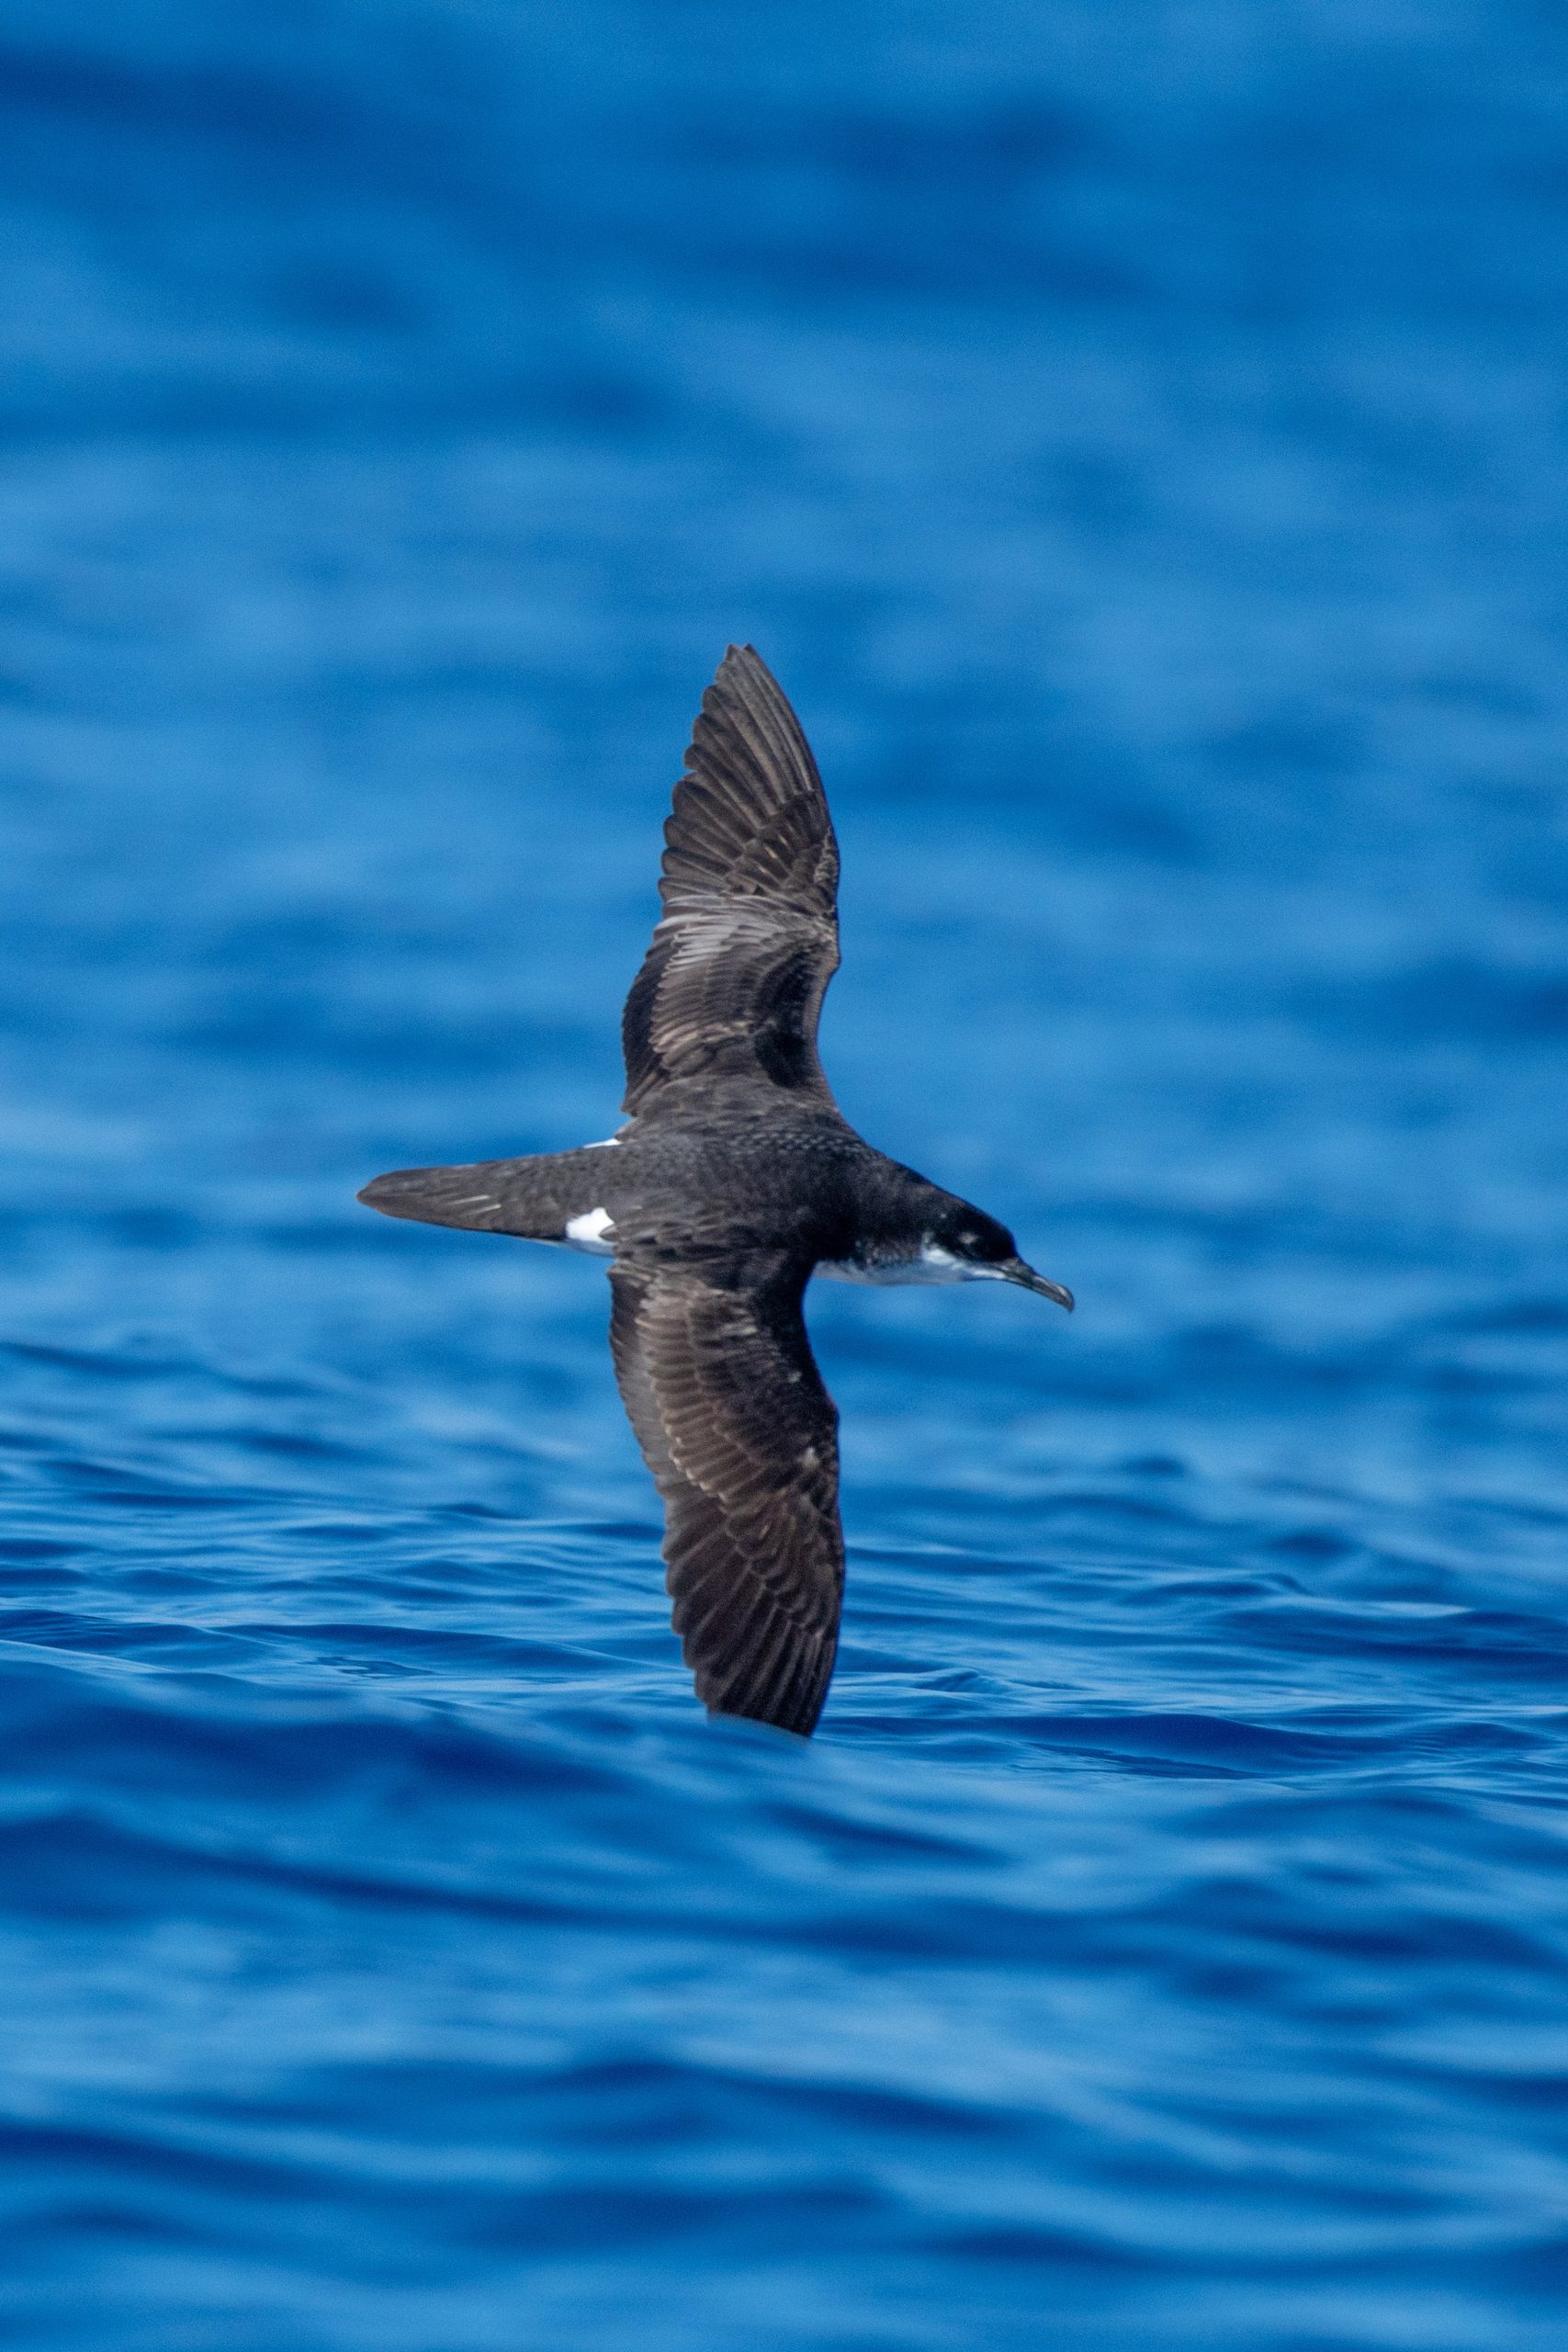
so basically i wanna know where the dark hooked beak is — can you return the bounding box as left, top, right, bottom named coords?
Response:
left=1000, top=1258, right=1074, bottom=1311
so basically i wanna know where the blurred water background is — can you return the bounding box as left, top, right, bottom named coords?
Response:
left=4, top=3, right=1568, bottom=2346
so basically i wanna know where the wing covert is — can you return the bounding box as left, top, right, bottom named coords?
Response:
left=608, top=1254, right=843, bottom=1736
left=622, top=646, right=840, bottom=1114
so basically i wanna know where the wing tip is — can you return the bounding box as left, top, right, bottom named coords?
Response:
left=689, top=1598, right=836, bottom=1738
left=706, top=640, right=787, bottom=716
left=700, top=1669, right=829, bottom=1741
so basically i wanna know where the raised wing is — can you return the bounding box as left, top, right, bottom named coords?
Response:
left=622, top=645, right=840, bottom=1114
left=608, top=1254, right=843, bottom=1736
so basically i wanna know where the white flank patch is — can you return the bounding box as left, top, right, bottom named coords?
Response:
left=582, top=1135, right=623, bottom=1149
left=563, top=1206, right=616, bottom=1255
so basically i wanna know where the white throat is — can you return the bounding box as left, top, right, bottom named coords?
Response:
left=817, top=1240, right=998, bottom=1288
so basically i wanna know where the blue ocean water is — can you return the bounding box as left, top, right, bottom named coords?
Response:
left=4, top=3, right=1568, bottom=2345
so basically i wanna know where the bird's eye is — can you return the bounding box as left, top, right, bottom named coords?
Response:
left=958, top=1231, right=977, bottom=1248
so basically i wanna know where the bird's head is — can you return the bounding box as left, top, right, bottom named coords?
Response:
left=921, top=1199, right=1074, bottom=1310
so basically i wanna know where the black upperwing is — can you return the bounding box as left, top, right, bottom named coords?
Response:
left=608, top=1250, right=844, bottom=1736
left=621, top=646, right=841, bottom=1115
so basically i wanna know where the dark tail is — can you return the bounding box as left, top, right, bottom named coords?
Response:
left=356, top=1150, right=605, bottom=1238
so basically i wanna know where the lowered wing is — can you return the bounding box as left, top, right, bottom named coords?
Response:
left=608, top=1252, right=843, bottom=1736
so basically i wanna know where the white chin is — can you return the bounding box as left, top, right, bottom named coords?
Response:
left=818, top=1243, right=984, bottom=1288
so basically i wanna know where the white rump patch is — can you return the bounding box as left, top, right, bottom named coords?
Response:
left=563, top=1206, right=616, bottom=1255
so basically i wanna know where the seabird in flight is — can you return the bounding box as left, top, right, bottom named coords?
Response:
left=358, top=646, right=1072, bottom=1736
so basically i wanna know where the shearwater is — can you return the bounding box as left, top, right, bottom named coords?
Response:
left=358, top=646, right=1073, bottom=1736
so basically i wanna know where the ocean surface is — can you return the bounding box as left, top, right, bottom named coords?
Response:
left=4, top=4, right=1568, bottom=2346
